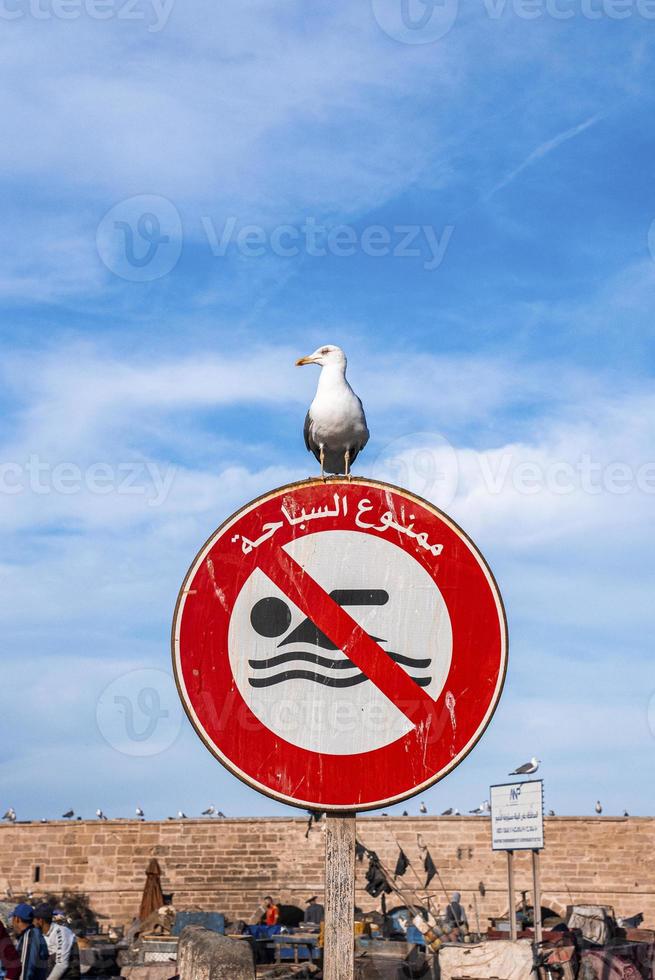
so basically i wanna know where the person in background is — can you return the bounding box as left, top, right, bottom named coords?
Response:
left=443, top=892, right=468, bottom=937
left=0, top=917, right=21, bottom=980
left=304, top=896, right=324, bottom=925
left=263, top=896, right=279, bottom=927
left=10, top=904, right=48, bottom=980
left=32, top=905, right=80, bottom=980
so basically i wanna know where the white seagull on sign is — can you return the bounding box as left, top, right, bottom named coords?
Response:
left=296, top=345, right=369, bottom=478
left=509, top=756, right=540, bottom=776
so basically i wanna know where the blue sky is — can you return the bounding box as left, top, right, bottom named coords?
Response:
left=1, top=0, right=654, bottom=822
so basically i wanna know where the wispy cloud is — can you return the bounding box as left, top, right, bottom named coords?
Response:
left=485, top=113, right=604, bottom=200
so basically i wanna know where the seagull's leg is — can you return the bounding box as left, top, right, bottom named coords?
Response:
left=320, top=445, right=326, bottom=481
left=344, top=448, right=351, bottom=480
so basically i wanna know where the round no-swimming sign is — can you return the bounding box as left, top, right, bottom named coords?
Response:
left=172, top=478, right=507, bottom=811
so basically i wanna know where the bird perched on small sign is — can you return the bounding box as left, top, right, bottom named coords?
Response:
left=296, top=345, right=369, bottom=478
left=509, top=757, right=540, bottom=775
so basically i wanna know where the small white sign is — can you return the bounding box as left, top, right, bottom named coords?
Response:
left=490, top=779, right=544, bottom=851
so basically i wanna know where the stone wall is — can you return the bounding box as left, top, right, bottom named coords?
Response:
left=0, top=816, right=652, bottom=930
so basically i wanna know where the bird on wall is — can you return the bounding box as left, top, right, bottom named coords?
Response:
left=623, top=810, right=629, bottom=817
left=296, top=345, right=369, bottom=478
left=95, top=809, right=108, bottom=820
left=62, top=809, right=74, bottom=819
left=595, top=801, right=603, bottom=814
left=2, top=807, right=16, bottom=823
left=202, top=806, right=215, bottom=816
left=136, top=807, right=145, bottom=819
left=441, top=808, right=454, bottom=816
left=419, top=802, right=428, bottom=814
left=469, top=801, right=490, bottom=815
left=177, top=811, right=187, bottom=819
left=509, top=757, right=540, bottom=775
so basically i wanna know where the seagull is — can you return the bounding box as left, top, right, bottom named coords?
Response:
left=95, top=809, right=107, bottom=820
left=469, top=801, right=490, bottom=815
left=595, top=800, right=602, bottom=814
left=201, top=806, right=215, bottom=816
left=509, top=757, right=540, bottom=775
left=136, top=807, right=144, bottom=819
left=177, top=810, right=187, bottom=819
left=62, top=809, right=74, bottom=819
left=2, top=807, right=16, bottom=822
left=419, top=802, right=428, bottom=814
left=296, top=345, right=369, bottom=478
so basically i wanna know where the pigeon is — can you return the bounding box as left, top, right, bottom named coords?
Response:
left=62, top=809, right=74, bottom=819
left=548, top=809, right=555, bottom=817
left=177, top=811, right=187, bottom=819
left=217, top=811, right=226, bottom=818
left=2, top=807, right=16, bottom=823
left=419, top=802, right=428, bottom=814
left=623, top=810, right=629, bottom=817
left=136, top=807, right=145, bottom=818
left=509, top=757, right=540, bottom=776
left=595, top=801, right=602, bottom=814
left=296, top=345, right=369, bottom=478
left=95, top=809, right=107, bottom=820
left=201, top=806, right=215, bottom=816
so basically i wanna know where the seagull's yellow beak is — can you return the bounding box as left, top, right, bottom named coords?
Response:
left=295, top=355, right=316, bottom=366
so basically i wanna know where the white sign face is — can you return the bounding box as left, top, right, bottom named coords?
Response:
left=228, top=529, right=453, bottom=756
left=490, top=780, right=544, bottom=850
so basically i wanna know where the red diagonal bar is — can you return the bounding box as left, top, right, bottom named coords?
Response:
left=263, top=546, right=441, bottom=728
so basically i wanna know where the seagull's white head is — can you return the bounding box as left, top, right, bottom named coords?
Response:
left=296, top=344, right=346, bottom=369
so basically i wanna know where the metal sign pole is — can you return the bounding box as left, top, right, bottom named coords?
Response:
left=532, top=849, right=542, bottom=944
left=324, top=813, right=356, bottom=980
left=507, top=850, right=517, bottom=941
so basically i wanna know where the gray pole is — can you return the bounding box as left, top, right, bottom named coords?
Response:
left=324, top=813, right=356, bottom=980
left=507, top=851, right=517, bottom=941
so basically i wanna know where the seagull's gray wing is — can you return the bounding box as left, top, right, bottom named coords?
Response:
left=303, top=410, right=312, bottom=452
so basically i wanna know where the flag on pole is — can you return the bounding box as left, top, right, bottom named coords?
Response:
left=424, top=850, right=437, bottom=888
left=394, top=848, right=409, bottom=878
